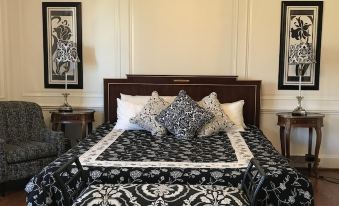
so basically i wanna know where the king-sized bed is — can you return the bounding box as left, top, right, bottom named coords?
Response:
left=26, top=75, right=313, bottom=205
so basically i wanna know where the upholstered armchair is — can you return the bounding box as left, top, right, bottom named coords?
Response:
left=0, top=101, right=64, bottom=188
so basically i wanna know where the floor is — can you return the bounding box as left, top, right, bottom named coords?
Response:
left=0, top=170, right=338, bottom=206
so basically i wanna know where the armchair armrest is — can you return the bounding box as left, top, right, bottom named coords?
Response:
left=0, top=138, right=6, bottom=182
left=40, top=128, right=65, bottom=156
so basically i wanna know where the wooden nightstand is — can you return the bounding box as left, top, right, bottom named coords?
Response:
left=277, top=112, right=324, bottom=175
left=50, top=109, right=95, bottom=147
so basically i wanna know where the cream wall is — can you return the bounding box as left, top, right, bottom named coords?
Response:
left=0, top=0, right=338, bottom=168
left=0, top=0, right=131, bottom=127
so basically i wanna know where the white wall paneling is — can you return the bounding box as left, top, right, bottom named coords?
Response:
left=131, top=0, right=239, bottom=75
left=4, top=0, right=130, bottom=108
left=2, top=0, right=339, bottom=168
left=234, top=0, right=252, bottom=79
left=0, top=0, right=9, bottom=100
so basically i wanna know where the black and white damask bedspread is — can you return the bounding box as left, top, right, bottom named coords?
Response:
left=25, top=124, right=314, bottom=206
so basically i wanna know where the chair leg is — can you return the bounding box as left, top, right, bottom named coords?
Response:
left=0, top=182, right=5, bottom=196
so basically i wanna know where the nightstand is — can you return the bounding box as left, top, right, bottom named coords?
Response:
left=50, top=109, right=95, bottom=147
left=277, top=112, right=324, bottom=176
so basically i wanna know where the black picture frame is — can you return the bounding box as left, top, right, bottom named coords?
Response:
left=42, top=2, right=83, bottom=89
left=278, top=1, right=323, bottom=90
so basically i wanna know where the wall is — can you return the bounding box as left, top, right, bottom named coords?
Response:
left=0, top=0, right=338, bottom=168
left=0, top=0, right=131, bottom=127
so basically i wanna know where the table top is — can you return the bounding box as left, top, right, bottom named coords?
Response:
left=50, top=109, right=95, bottom=115
left=276, top=112, right=325, bottom=119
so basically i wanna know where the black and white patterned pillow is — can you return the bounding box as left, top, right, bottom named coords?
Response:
left=197, top=92, right=235, bottom=137
left=155, top=90, right=214, bottom=138
left=130, top=91, right=170, bottom=137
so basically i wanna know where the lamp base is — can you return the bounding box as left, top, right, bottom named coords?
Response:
left=59, top=93, right=73, bottom=113
left=292, top=106, right=307, bottom=116
left=58, top=104, right=73, bottom=113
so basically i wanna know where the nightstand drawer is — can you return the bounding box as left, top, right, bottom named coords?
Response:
left=290, top=118, right=319, bottom=125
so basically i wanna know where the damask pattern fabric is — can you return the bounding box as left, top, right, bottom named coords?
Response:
left=26, top=123, right=314, bottom=206
left=197, top=92, right=236, bottom=137
left=156, top=90, right=214, bottom=138
left=96, top=130, right=236, bottom=162
left=130, top=91, right=170, bottom=136
left=73, top=183, right=248, bottom=206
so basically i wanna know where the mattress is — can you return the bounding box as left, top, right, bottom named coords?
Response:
left=25, top=123, right=314, bottom=206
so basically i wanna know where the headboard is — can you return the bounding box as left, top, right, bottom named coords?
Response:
left=104, top=75, right=261, bottom=127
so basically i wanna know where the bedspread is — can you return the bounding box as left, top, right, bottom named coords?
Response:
left=25, top=123, right=313, bottom=206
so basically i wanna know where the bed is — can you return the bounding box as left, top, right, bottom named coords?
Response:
left=26, top=75, right=313, bottom=206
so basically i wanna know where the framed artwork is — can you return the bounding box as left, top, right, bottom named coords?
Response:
left=278, top=1, right=323, bottom=90
left=42, top=2, right=83, bottom=89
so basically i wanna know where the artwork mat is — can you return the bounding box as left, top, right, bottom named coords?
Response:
left=284, top=6, right=317, bottom=86
left=278, top=1, right=323, bottom=90
left=42, top=2, right=83, bottom=89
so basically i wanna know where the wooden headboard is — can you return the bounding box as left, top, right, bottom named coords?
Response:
left=104, top=75, right=261, bottom=127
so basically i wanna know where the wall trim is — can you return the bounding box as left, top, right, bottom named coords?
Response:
left=129, top=0, right=134, bottom=74
left=293, top=154, right=339, bottom=168
left=115, top=0, right=122, bottom=77
left=22, top=92, right=103, bottom=98
left=41, top=105, right=104, bottom=112
left=119, top=0, right=131, bottom=77
left=261, top=108, right=339, bottom=115
left=235, top=0, right=252, bottom=80
left=244, top=0, right=252, bottom=79
left=0, top=0, right=8, bottom=100
left=231, top=0, right=239, bottom=76
left=262, top=95, right=339, bottom=101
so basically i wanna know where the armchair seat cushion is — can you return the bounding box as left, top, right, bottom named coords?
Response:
left=5, top=141, right=58, bottom=164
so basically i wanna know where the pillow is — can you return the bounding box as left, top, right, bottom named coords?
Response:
left=130, top=91, right=170, bottom=136
left=155, top=90, right=214, bottom=138
left=221, top=100, right=246, bottom=130
left=121, top=93, right=176, bottom=105
left=113, top=98, right=144, bottom=130
left=197, top=92, right=235, bottom=137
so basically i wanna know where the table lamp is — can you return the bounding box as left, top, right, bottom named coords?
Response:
left=55, top=40, right=80, bottom=112
left=288, top=42, right=316, bottom=116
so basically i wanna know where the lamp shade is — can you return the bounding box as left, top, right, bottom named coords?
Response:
left=288, top=42, right=316, bottom=65
left=55, top=40, right=80, bottom=63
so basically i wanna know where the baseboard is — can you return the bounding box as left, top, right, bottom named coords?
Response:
left=318, top=168, right=339, bottom=172
left=318, top=156, right=339, bottom=169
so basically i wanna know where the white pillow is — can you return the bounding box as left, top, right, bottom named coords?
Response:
left=113, top=98, right=144, bottom=130
left=221, top=100, right=247, bottom=131
left=120, top=93, right=176, bottom=105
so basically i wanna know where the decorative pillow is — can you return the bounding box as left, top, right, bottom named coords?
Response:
left=221, top=100, right=247, bottom=130
left=155, top=90, right=214, bottom=138
left=113, top=99, right=144, bottom=130
left=130, top=91, right=170, bottom=136
left=120, top=93, right=176, bottom=105
left=197, top=92, right=236, bottom=137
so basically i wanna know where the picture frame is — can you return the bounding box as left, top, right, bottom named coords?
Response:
left=42, top=2, right=83, bottom=89
left=278, top=1, right=323, bottom=90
